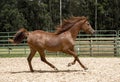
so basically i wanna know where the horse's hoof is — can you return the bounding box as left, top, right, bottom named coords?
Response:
left=54, top=68, right=58, bottom=71
left=30, top=70, right=34, bottom=72
left=84, top=67, right=88, bottom=70
left=67, top=63, right=72, bottom=67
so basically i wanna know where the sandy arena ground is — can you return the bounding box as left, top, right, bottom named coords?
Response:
left=0, top=57, right=120, bottom=82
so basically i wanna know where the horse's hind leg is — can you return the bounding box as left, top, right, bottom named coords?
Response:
left=27, top=47, right=36, bottom=72
left=38, top=51, right=58, bottom=71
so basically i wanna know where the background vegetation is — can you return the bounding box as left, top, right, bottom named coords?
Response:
left=0, top=0, right=120, bottom=32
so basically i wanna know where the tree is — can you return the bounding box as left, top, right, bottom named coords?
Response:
left=0, top=0, right=27, bottom=32
left=0, top=0, right=120, bottom=32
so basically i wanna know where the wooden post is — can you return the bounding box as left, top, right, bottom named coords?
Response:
left=90, top=38, right=93, bottom=56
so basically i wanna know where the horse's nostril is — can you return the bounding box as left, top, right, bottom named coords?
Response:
left=93, top=30, right=95, bottom=34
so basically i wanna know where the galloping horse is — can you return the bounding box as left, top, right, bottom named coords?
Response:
left=9, top=16, right=95, bottom=72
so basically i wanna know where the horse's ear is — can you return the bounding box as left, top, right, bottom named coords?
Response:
left=83, top=18, right=88, bottom=24
left=71, top=15, right=75, bottom=18
left=86, top=16, right=89, bottom=20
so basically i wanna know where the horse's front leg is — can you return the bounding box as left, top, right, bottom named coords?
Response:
left=67, top=48, right=77, bottom=67
left=63, top=48, right=77, bottom=67
left=65, top=49, right=88, bottom=70
left=67, top=58, right=76, bottom=67
left=38, top=51, right=58, bottom=71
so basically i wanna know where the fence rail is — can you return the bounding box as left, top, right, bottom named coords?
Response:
left=0, top=30, right=120, bottom=57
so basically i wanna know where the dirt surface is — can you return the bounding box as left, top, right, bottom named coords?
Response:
left=0, top=57, right=120, bottom=82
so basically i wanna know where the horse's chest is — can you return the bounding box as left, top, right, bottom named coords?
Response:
left=63, top=38, right=75, bottom=47
left=61, top=34, right=75, bottom=46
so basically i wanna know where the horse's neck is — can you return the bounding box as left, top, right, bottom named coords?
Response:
left=69, top=26, right=81, bottom=40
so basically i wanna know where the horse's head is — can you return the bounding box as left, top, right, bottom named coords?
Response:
left=80, top=17, right=95, bottom=34
left=55, top=16, right=95, bottom=35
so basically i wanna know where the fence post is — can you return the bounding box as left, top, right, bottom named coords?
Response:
left=116, top=30, right=120, bottom=56
left=114, top=30, right=119, bottom=56
left=8, top=32, right=10, bottom=55
left=90, top=38, right=93, bottom=56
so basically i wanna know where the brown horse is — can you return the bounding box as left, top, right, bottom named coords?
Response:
left=9, top=16, right=95, bottom=72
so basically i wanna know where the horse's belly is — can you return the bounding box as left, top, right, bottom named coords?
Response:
left=46, top=47, right=61, bottom=52
left=45, top=41, right=62, bottom=51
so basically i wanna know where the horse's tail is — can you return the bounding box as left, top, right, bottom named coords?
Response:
left=9, top=28, right=29, bottom=44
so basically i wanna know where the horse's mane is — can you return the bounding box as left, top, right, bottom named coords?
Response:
left=55, top=16, right=87, bottom=35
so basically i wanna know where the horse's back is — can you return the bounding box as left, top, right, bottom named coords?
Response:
left=27, top=30, right=61, bottom=50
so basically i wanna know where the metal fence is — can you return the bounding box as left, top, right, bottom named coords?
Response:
left=0, top=30, right=120, bottom=57
left=76, top=30, right=118, bottom=56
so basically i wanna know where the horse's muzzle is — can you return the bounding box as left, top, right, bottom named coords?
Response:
left=89, top=28, right=95, bottom=34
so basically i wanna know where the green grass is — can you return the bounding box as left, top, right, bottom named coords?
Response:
left=0, top=54, right=27, bottom=58
left=0, top=53, right=72, bottom=58
left=0, top=53, right=119, bottom=58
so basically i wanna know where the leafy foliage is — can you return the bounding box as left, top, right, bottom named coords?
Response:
left=0, top=0, right=120, bottom=32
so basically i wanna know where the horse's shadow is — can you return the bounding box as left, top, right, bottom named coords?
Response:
left=10, top=69, right=83, bottom=74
